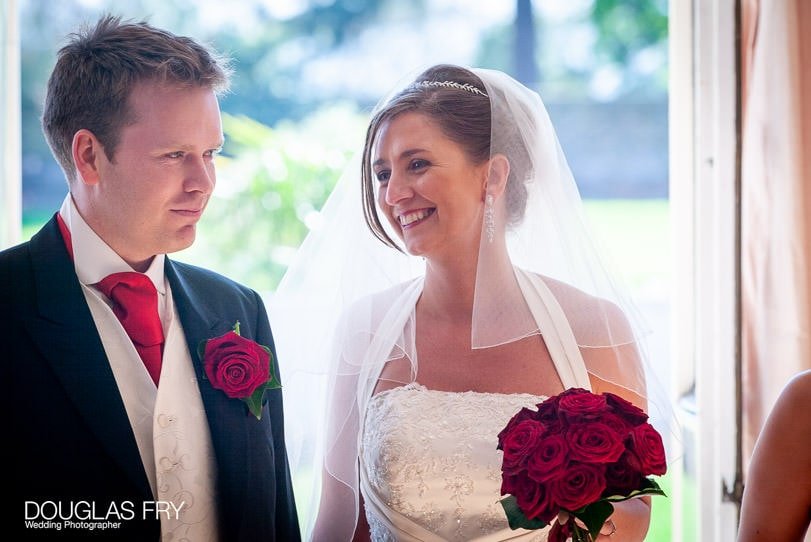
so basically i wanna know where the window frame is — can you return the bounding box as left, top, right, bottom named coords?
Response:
left=670, top=0, right=742, bottom=539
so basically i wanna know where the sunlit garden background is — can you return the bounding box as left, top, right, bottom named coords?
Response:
left=18, top=0, right=690, bottom=538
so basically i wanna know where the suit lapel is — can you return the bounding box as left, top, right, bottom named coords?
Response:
left=163, top=260, right=230, bottom=409
left=25, top=217, right=152, bottom=498
left=164, top=260, right=252, bottom=533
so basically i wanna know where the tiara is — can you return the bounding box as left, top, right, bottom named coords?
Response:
left=412, top=80, right=488, bottom=97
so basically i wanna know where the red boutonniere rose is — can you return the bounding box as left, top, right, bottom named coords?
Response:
left=199, top=321, right=281, bottom=420
left=497, top=388, right=667, bottom=542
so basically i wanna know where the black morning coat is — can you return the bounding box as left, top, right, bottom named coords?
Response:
left=1, top=215, right=301, bottom=541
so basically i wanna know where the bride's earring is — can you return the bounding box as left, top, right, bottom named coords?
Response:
left=485, top=194, right=495, bottom=243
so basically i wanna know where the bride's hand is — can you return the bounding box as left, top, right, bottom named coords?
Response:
left=556, top=510, right=618, bottom=539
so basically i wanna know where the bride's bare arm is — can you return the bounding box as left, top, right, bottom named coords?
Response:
left=589, top=372, right=653, bottom=541
left=590, top=496, right=651, bottom=541
left=586, top=335, right=654, bottom=541
left=737, top=370, right=811, bottom=541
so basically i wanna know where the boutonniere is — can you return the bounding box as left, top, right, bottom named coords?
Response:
left=199, top=321, right=281, bottom=420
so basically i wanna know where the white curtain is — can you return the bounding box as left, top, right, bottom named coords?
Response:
left=1, top=0, right=21, bottom=250
left=741, top=0, right=811, bottom=467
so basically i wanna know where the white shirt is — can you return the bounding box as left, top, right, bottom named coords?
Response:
left=58, top=195, right=168, bottom=321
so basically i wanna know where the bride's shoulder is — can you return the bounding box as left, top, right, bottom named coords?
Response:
left=531, top=272, right=633, bottom=330
left=536, top=274, right=592, bottom=300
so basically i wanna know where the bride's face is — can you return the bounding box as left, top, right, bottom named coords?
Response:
left=372, top=111, right=489, bottom=259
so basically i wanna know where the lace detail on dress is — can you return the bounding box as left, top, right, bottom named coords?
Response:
left=362, top=383, right=548, bottom=541
left=367, top=512, right=397, bottom=542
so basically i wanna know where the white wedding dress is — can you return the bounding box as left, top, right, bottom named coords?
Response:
left=358, top=271, right=593, bottom=542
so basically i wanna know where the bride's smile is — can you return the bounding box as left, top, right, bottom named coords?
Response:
left=397, top=208, right=435, bottom=228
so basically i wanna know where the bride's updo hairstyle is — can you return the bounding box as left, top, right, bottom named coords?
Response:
left=361, top=64, right=531, bottom=250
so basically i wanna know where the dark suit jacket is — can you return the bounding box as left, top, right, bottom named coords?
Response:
left=1, top=216, right=300, bottom=541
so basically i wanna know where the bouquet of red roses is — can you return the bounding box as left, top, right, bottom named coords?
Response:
left=497, top=387, right=666, bottom=542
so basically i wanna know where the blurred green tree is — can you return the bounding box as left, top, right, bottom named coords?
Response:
left=180, top=105, right=367, bottom=290
left=19, top=0, right=669, bottom=291
left=591, top=0, right=668, bottom=65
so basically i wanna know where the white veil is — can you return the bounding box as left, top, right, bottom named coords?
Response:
left=273, top=65, right=666, bottom=541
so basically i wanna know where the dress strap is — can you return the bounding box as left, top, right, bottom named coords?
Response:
left=357, top=279, right=423, bottom=428
left=514, top=268, right=592, bottom=390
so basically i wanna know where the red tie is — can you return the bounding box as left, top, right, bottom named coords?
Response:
left=97, top=273, right=164, bottom=385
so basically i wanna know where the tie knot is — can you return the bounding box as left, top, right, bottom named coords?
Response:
left=97, top=272, right=163, bottom=347
left=98, top=272, right=156, bottom=300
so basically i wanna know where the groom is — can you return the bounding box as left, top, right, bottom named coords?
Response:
left=1, top=16, right=299, bottom=540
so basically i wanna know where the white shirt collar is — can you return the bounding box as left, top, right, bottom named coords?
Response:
left=58, top=194, right=166, bottom=294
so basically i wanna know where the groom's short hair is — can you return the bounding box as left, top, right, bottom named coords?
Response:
left=42, top=14, right=232, bottom=184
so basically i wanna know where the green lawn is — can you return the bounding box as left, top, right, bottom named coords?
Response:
left=582, top=198, right=670, bottom=291
left=649, top=467, right=698, bottom=541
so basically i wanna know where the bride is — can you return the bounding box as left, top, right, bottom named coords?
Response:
left=276, top=64, right=655, bottom=541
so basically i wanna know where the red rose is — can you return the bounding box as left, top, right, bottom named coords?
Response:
left=558, top=388, right=608, bottom=422
left=604, top=452, right=644, bottom=496
left=598, top=411, right=635, bottom=438
left=526, top=434, right=569, bottom=483
left=535, top=394, right=562, bottom=424
left=204, top=330, right=270, bottom=399
left=501, top=419, right=545, bottom=475
left=510, top=474, right=557, bottom=523
left=498, top=407, right=539, bottom=450
left=550, top=462, right=607, bottom=512
left=566, top=422, right=626, bottom=464
left=605, top=392, right=649, bottom=426
left=501, top=471, right=521, bottom=497
left=626, top=423, right=667, bottom=476
left=558, top=388, right=590, bottom=400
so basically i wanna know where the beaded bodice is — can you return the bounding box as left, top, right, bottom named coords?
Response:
left=361, top=383, right=549, bottom=541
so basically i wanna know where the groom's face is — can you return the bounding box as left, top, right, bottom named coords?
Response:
left=87, top=81, right=223, bottom=268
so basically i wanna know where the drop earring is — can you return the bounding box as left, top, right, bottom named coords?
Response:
left=485, top=194, right=495, bottom=243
